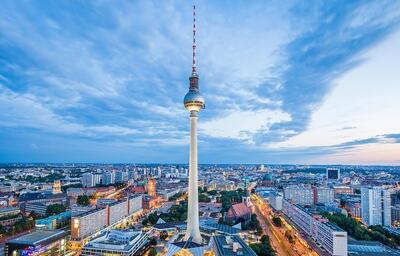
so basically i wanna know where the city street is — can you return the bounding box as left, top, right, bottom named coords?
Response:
left=252, top=194, right=318, bottom=256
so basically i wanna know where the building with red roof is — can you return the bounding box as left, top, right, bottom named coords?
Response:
left=225, top=202, right=252, bottom=224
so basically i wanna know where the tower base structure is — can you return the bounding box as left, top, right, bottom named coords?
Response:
left=166, top=233, right=211, bottom=256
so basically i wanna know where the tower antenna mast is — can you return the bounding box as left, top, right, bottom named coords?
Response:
left=192, top=5, right=197, bottom=74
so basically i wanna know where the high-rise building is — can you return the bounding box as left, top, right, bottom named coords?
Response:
left=94, top=174, right=101, bottom=185
left=315, top=187, right=334, bottom=204
left=147, top=178, right=156, bottom=197
left=115, top=170, right=128, bottom=183
left=269, top=192, right=283, bottom=211
left=183, top=5, right=205, bottom=245
left=157, top=167, right=162, bottom=178
left=81, top=173, right=95, bottom=188
left=284, top=185, right=314, bottom=206
left=327, top=168, right=340, bottom=180
left=102, top=171, right=115, bottom=185
left=361, top=187, right=391, bottom=226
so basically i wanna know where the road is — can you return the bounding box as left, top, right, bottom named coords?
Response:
left=252, top=194, right=318, bottom=256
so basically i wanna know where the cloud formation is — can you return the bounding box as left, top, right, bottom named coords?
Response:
left=0, top=0, right=399, bottom=164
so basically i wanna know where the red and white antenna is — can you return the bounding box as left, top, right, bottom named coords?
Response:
left=192, top=5, right=197, bottom=74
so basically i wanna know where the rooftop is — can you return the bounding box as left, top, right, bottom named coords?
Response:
left=7, top=230, right=66, bottom=246
left=84, top=229, right=147, bottom=252
left=348, top=241, right=400, bottom=255
left=213, top=235, right=257, bottom=256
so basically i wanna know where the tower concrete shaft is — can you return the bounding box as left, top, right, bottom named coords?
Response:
left=184, top=110, right=202, bottom=244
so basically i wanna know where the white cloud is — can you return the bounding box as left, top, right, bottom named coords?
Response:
left=200, top=108, right=291, bottom=142
left=273, top=29, right=400, bottom=149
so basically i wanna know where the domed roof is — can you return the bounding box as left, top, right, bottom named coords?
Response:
left=184, top=90, right=204, bottom=104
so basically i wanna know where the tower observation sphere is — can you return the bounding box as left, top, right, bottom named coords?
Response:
left=184, top=74, right=205, bottom=112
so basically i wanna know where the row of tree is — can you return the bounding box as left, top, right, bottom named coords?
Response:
left=219, top=188, right=246, bottom=213
left=0, top=217, right=35, bottom=237
left=250, top=235, right=275, bottom=256
left=142, top=200, right=188, bottom=226
left=322, top=212, right=400, bottom=247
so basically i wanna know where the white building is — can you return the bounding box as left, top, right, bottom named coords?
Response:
left=283, top=200, right=347, bottom=256
left=81, top=229, right=149, bottom=256
left=361, top=187, right=391, bottom=226
left=115, top=170, right=128, bottom=183
left=102, top=171, right=115, bottom=185
left=71, top=195, right=143, bottom=240
left=269, top=192, right=283, bottom=211
left=316, top=187, right=334, bottom=204
left=284, top=185, right=313, bottom=206
left=71, top=208, right=108, bottom=240
left=81, top=173, right=95, bottom=188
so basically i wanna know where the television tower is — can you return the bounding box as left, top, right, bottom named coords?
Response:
left=183, top=5, right=205, bottom=244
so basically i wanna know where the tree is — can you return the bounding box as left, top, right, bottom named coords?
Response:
left=46, top=204, right=66, bottom=216
left=160, top=231, right=168, bottom=240
left=198, top=193, right=211, bottom=203
left=149, top=247, right=157, bottom=256
left=322, top=212, right=399, bottom=247
left=77, top=195, right=90, bottom=206
left=285, top=230, right=294, bottom=244
left=149, top=237, right=157, bottom=246
left=142, top=218, right=149, bottom=226
left=272, top=216, right=282, bottom=227
left=250, top=235, right=275, bottom=256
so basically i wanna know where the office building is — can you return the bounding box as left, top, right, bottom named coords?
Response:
left=327, top=168, right=340, bottom=180
left=109, top=200, right=128, bottom=225
left=0, top=207, right=20, bottom=218
left=315, top=187, right=334, bottom=204
left=391, top=205, right=400, bottom=226
left=25, top=202, right=48, bottom=216
left=269, top=192, right=283, bottom=211
left=283, top=199, right=347, bottom=256
left=81, top=173, right=95, bottom=188
left=115, top=170, right=128, bottom=183
left=284, top=185, right=314, bottom=206
left=361, top=187, right=391, bottom=226
left=347, top=201, right=361, bottom=219
left=71, top=195, right=143, bottom=240
left=71, top=208, right=108, bottom=240
left=5, top=230, right=67, bottom=256
left=128, top=194, right=143, bottom=214
left=82, top=229, right=149, bottom=256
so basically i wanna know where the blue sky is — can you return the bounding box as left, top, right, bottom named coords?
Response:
left=1, top=0, right=400, bottom=164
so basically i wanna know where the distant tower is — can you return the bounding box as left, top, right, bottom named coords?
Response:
left=242, top=180, right=252, bottom=207
left=326, top=168, right=340, bottom=180
left=53, top=180, right=61, bottom=194
left=148, top=178, right=157, bottom=197
left=184, top=5, right=205, bottom=244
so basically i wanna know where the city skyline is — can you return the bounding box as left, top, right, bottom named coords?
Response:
left=1, top=1, right=400, bottom=165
